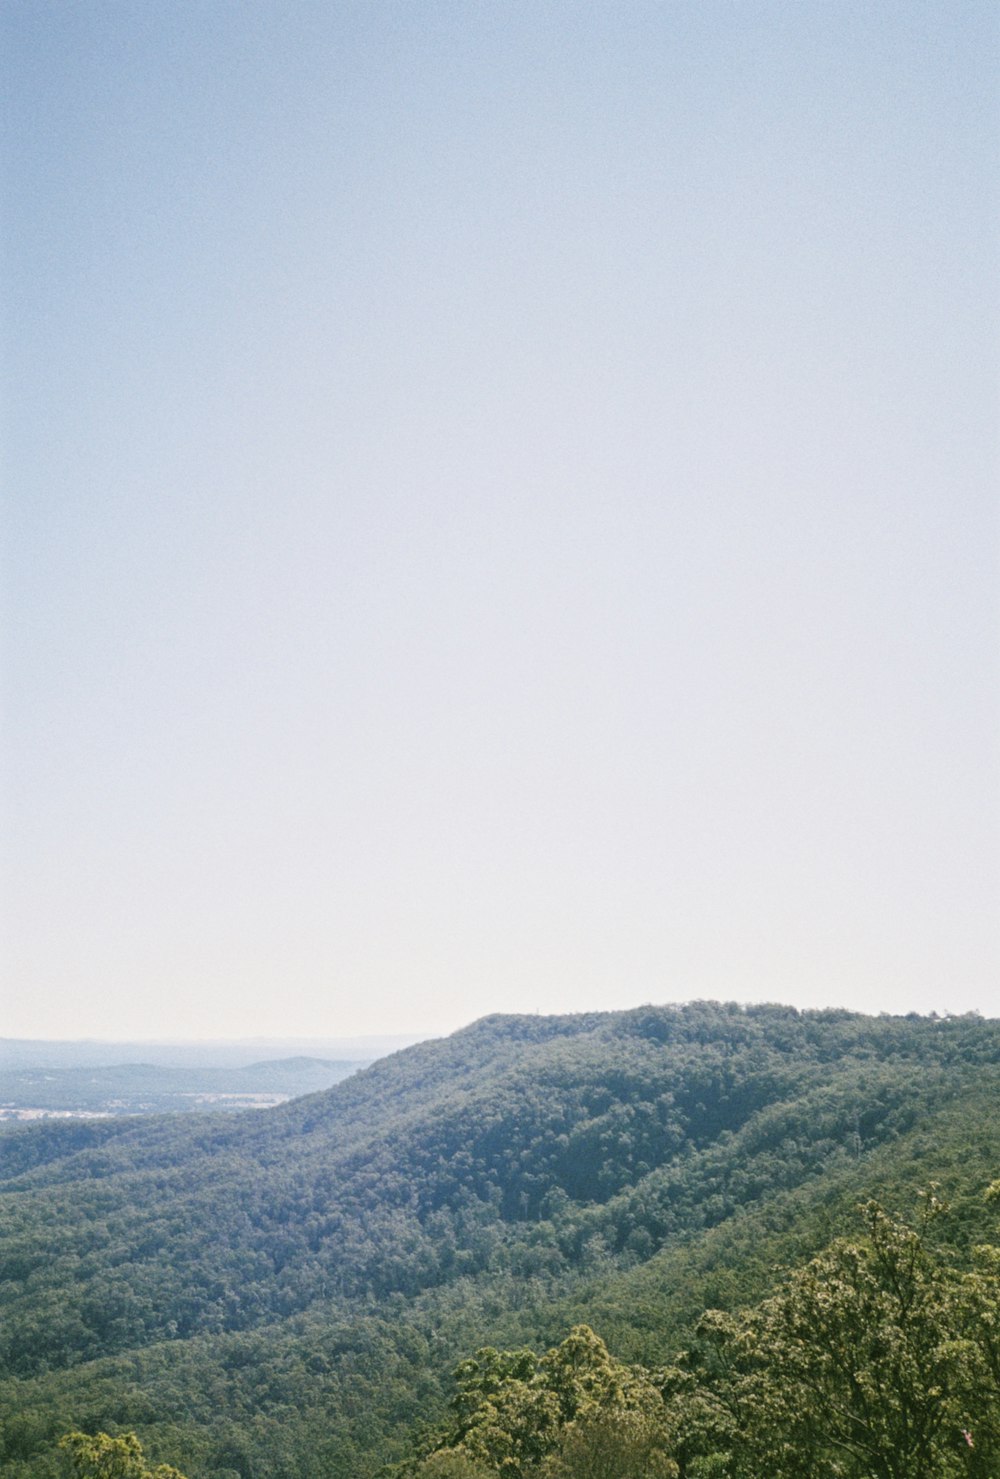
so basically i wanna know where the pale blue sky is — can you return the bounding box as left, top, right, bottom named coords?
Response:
left=2, top=1, right=998, bottom=1040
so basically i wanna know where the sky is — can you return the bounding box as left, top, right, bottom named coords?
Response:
left=2, top=0, right=998, bottom=1042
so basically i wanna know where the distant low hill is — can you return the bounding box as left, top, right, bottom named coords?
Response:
left=0, top=1056, right=368, bottom=1119
left=0, top=1002, right=996, bottom=1478
left=0, top=1035, right=425, bottom=1120
left=0, top=1033, right=424, bottom=1071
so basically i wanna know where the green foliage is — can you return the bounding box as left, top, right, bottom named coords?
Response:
left=674, top=1193, right=1000, bottom=1477
left=414, top=1455, right=495, bottom=1479
left=399, top=1325, right=677, bottom=1478
left=391, top=1195, right=1000, bottom=1478
left=1, top=1005, right=999, bottom=1476
left=59, top=1430, right=188, bottom=1479
left=539, top=1409, right=677, bottom=1479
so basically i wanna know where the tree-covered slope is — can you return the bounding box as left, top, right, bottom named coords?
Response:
left=1, top=1003, right=997, bottom=1477
left=388, top=1195, right=1000, bottom=1479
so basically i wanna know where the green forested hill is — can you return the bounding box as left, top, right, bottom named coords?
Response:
left=1, top=1003, right=997, bottom=1477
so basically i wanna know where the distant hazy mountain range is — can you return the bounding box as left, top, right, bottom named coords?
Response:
left=0, top=1033, right=425, bottom=1070
left=0, top=1034, right=426, bottom=1117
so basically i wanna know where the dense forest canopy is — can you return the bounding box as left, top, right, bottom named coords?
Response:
left=1, top=1002, right=997, bottom=1477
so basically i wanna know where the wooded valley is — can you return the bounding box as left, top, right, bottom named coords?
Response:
left=1, top=1003, right=997, bottom=1476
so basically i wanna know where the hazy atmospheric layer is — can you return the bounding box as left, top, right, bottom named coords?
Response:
left=2, top=2, right=997, bottom=1040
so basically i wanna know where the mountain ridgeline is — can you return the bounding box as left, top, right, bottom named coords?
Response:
left=1, top=1002, right=998, bottom=1477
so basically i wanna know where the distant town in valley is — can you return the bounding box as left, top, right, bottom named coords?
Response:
left=0, top=1035, right=424, bottom=1119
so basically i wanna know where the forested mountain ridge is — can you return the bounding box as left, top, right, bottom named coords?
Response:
left=1, top=1002, right=998, bottom=1477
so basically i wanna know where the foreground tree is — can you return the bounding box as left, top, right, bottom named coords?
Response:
left=60, top=1430, right=189, bottom=1479
left=684, top=1195, right=1000, bottom=1477
left=396, top=1325, right=675, bottom=1478
left=539, top=1407, right=677, bottom=1478
left=414, top=1456, right=495, bottom=1479
left=390, top=1192, right=999, bottom=1479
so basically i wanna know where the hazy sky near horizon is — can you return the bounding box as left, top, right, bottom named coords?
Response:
left=2, top=1, right=998, bottom=1042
